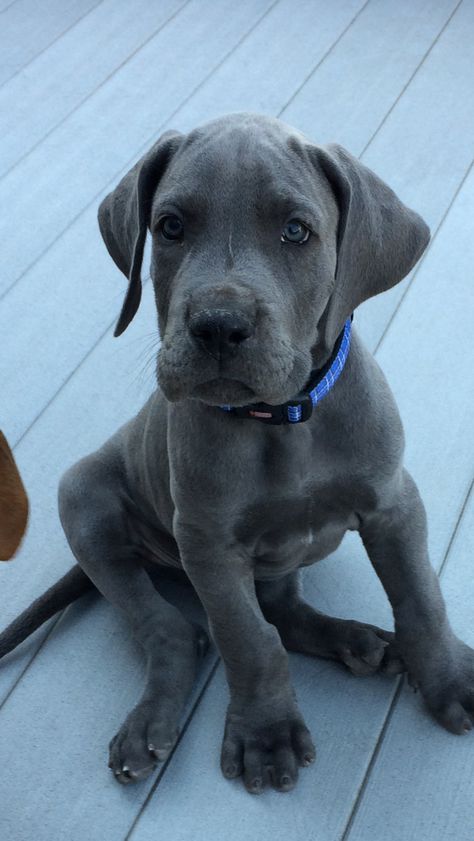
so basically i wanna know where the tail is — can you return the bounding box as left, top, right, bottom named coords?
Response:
left=0, top=565, right=95, bottom=658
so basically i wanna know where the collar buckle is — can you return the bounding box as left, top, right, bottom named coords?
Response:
left=286, top=394, right=314, bottom=424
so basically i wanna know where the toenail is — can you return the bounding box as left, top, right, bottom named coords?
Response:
left=303, top=753, right=315, bottom=765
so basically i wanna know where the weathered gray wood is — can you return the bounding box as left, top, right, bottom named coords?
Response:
left=0, top=595, right=218, bottom=841
left=281, top=0, right=459, bottom=155
left=0, top=0, right=101, bottom=85
left=346, top=487, right=474, bottom=841
left=124, top=130, right=474, bottom=841
left=0, top=0, right=19, bottom=13
left=163, top=0, right=365, bottom=130
left=0, top=0, right=185, bottom=177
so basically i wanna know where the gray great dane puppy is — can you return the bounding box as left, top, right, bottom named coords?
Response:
left=2, top=113, right=474, bottom=794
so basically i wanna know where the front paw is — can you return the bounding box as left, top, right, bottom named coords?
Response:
left=220, top=700, right=315, bottom=794
left=417, top=640, right=474, bottom=734
left=108, top=699, right=180, bottom=783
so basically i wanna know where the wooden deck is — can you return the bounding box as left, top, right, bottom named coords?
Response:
left=1, top=1, right=473, bottom=838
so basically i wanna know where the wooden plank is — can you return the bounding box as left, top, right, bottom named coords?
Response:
left=0, top=0, right=273, bottom=298
left=280, top=0, right=458, bottom=156
left=0, top=0, right=20, bottom=13
left=0, top=200, right=124, bottom=445
left=122, top=112, right=474, bottom=841
left=0, top=0, right=101, bottom=85
left=162, top=0, right=365, bottom=130
left=0, top=597, right=218, bottom=841
left=346, top=487, right=474, bottom=841
left=0, top=0, right=186, bottom=177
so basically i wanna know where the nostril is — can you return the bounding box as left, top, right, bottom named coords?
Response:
left=228, top=329, right=249, bottom=344
left=194, top=328, right=213, bottom=343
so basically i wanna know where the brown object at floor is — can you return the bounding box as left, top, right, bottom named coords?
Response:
left=0, top=431, right=28, bottom=560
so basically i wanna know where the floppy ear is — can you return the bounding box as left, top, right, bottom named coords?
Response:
left=0, top=431, right=29, bottom=561
left=98, top=130, right=183, bottom=337
left=315, top=144, right=430, bottom=348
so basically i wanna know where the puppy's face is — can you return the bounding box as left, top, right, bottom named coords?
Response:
left=151, top=115, right=339, bottom=406
left=99, top=113, right=429, bottom=404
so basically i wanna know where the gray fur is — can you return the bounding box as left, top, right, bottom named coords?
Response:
left=9, top=113, right=474, bottom=792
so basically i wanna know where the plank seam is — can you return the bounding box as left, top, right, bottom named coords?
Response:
left=277, top=0, right=371, bottom=118
left=0, top=0, right=192, bottom=181
left=0, top=0, right=279, bottom=306
left=12, top=274, right=151, bottom=450
left=0, top=0, right=21, bottom=14
left=123, top=656, right=221, bottom=841
left=0, top=0, right=105, bottom=90
left=374, top=157, right=474, bottom=356
left=339, top=475, right=474, bottom=841
left=358, top=0, right=463, bottom=159
left=0, top=613, right=63, bottom=712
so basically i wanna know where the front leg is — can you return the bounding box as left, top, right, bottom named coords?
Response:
left=361, top=468, right=474, bottom=734
left=175, top=523, right=315, bottom=793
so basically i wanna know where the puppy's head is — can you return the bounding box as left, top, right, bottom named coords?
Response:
left=0, top=432, right=28, bottom=561
left=99, top=113, right=430, bottom=406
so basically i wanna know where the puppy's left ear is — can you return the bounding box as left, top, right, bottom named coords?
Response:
left=98, top=130, right=183, bottom=337
left=315, top=144, right=430, bottom=347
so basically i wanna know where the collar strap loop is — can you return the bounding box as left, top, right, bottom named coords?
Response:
left=219, top=316, right=352, bottom=425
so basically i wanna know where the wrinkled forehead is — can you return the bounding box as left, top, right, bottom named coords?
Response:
left=153, top=115, right=333, bottom=218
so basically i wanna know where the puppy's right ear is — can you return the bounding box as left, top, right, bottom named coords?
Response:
left=98, top=130, right=183, bottom=337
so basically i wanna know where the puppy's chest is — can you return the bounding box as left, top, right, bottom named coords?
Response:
left=236, top=479, right=359, bottom=579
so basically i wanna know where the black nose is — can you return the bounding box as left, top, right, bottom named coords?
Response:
left=189, top=309, right=254, bottom=357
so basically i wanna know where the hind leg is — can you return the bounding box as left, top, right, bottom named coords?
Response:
left=59, top=454, right=207, bottom=783
left=256, top=573, right=404, bottom=677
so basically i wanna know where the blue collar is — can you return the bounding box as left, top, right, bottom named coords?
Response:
left=219, top=316, right=352, bottom=425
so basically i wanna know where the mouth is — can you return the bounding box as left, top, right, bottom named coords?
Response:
left=191, top=377, right=257, bottom=406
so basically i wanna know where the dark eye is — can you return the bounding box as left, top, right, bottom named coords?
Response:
left=160, top=215, right=184, bottom=241
left=281, top=219, right=310, bottom=244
